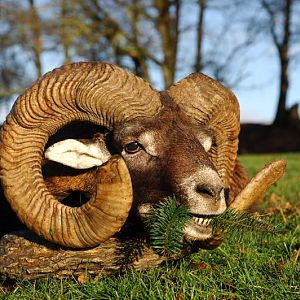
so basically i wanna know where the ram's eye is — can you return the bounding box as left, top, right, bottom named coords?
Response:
left=124, top=141, right=141, bottom=154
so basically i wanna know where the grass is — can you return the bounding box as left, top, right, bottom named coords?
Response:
left=1, top=153, right=299, bottom=299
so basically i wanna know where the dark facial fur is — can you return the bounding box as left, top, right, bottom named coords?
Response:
left=112, top=98, right=225, bottom=215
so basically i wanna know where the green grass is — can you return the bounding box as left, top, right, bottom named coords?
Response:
left=1, top=153, right=299, bottom=299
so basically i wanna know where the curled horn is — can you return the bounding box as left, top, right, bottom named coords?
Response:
left=167, top=73, right=240, bottom=191
left=0, top=62, right=162, bottom=248
left=230, top=160, right=287, bottom=211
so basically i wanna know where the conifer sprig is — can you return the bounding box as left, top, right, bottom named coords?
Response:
left=211, top=209, right=278, bottom=236
left=145, top=197, right=279, bottom=256
left=145, top=197, right=191, bottom=257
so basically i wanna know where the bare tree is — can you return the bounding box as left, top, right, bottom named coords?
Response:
left=0, top=1, right=34, bottom=102
left=1, top=0, right=298, bottom=127
left=261, top=0, right=295, bottom=126
left=196, top=0, right=259, bottom=88
left=1, top=0, right=257, bottom=94
left=153, top=0, right=181, bottom=87
left=28, top=0, right=43, bottom=77
left=58, top=0, right=72, bottom=64
left=194, top=0, right=206, bottom=73
left=73, top=0, right=179, bottom=87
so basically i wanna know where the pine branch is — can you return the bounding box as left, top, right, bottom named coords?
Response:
left=144, top=197, right=191, bottom=257
left=145, top=197, right=280, bottom=256
left=211, top=209, right=278, bottom=236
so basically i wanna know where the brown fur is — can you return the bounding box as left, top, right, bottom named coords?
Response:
left=112, top=98, right=220, bottom=206
left=0, top=100, right=247, bottom=238
left=229, top=159, right=250, bottom=205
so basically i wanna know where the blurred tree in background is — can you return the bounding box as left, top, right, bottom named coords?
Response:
left=260, top=0, right=298, bottom=126
left=0, top=0, right=299, bottom=126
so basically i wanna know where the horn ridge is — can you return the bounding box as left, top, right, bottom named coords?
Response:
left=166, top=73, right=240, bottom=189
left=0, top=62, right=161, bottom=247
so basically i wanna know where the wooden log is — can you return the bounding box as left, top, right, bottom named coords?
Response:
left=0, top=230, right=168, bottom=280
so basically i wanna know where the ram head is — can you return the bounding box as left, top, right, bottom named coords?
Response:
left=0, top=62, right=285, bottom=249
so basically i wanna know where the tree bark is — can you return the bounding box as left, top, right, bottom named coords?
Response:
left=0, top=231, right=168, bottom=281
left=155, top=0, right=181, bottom=88
left=28, top=0, right=42, bottom=77
left=273, top=0, right=292, bottom=126
left=194, top=0, right=206, bottom=73
left=60, top=0, right=72, bottom=64
left=126, top=0, right=150, bottom=81
left=262, top=0, right=293, bottom=126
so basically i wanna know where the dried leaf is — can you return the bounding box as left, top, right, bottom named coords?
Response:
left=269, top=193, right=282, bottom=204
left=189, top=261, right=210, bottom=271
left=223, top=278, right=236, bottom=288
left=176, top=291, right=181, bottom=300
left=275, top=260, right=286, bottom=271
left=264, top=207, right=277, bottom=216
left=211, top=265, right=218, bottom=273
left=77, top=273, right=90, bottom=283
left=290, top=249, right=299, bottom=263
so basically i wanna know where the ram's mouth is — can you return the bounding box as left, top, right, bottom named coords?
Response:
left=192, top=215, right=212, bottom=227
left=184, top=214, right=214, bottom=242
left=138, top=203, right=217, bottom=242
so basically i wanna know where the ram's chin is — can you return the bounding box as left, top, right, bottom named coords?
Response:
left=138, top=203, right=154, bottom=218
left=183, top=217, right=213, bottom=242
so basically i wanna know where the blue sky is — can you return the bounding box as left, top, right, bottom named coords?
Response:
left=1, top=1, right=299, bottom=124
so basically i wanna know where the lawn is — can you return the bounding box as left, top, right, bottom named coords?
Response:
left=1, top=153, right=299, bottom=299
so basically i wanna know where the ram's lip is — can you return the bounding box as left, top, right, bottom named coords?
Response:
left=184, top=214, right=214, bottom=242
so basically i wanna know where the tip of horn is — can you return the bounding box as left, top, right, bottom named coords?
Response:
left=230, top=159, right=287, bottom=211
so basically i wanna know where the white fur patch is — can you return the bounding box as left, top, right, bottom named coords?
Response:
left=45, top=139, right=111, bottom=169
left=138, top=131, right=158, bottom=156
left=201, top=135, right=213, bottom=152
left=138, top=203, right=154, bottom=218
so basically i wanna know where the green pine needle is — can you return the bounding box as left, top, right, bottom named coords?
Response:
left=145, top=197, right=279, bottom=256
left=211, top=209, right=278, bottom=236
left=145, top=197, right=191, bottom=257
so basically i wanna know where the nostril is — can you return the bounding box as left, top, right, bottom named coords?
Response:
left=195, top=185, right=216, bottom=198
left=195, top=184, right=224, bottom=199
left=192, top=169, right=224, bottom=200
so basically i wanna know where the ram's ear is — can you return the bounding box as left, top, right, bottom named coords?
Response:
left=195, top=128, right=214, bottom=152
left=44, top=139, right=111, bottom=169
left=199, top=134, right=213, bottom=152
